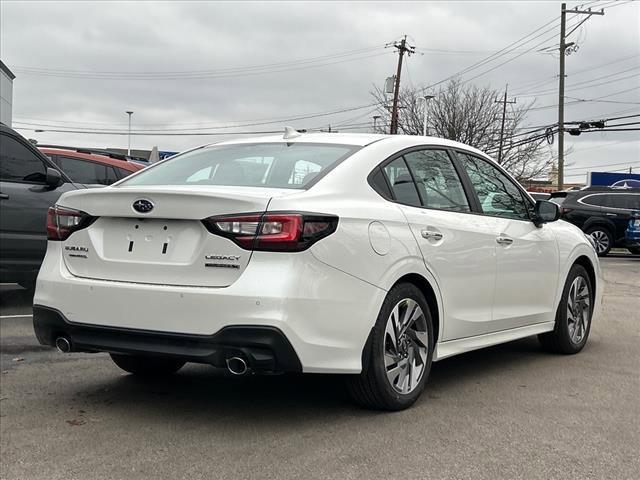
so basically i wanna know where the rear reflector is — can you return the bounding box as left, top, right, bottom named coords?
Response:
left=203, top=212, right=338, bottom=252
left=47, top=206, right=95, bottom=241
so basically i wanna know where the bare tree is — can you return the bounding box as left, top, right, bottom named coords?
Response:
left=372, top=79, right=553, bottom=181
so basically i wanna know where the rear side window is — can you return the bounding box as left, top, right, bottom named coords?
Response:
left=116, top=167, right=136, bottom=179
left=404, top=149, right=470, bottom=212
left=382, top=157, right=421, bottom=207
left=609, top=194, right=640, bottom=210
left=106, top=167, right=118, bottom=184
left=369, top=167, right=393, bottom=199
left=58, top=156, right=108, bottom=185
left=121, top=143, right=360, bottom=189
left=457, top=152, right=530, bottom=220
left=0, top=134, right=47, bottom=183
left=583, top=193, right=640, bottom=210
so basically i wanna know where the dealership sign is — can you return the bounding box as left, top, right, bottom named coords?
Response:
left=589, top=171, right=640, bottom=188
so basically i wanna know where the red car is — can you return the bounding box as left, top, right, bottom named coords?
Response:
left=39, top=147, right=144, bottom=185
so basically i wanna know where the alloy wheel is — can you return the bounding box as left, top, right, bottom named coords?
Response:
left=383, top=298, right=429, bottom=394
left=589, top=230, right=610, bottom=254
left=567, top=276, right=591, bottom=344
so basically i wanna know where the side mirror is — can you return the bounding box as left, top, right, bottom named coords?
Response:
left=45, top=167, right=63, bottom=188
left=533, top=200, right=560, bottom=227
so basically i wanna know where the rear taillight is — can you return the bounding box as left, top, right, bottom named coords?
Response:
left=203, top=212, right=338, bottom=252
left=46, top=206, right=95, bottom=241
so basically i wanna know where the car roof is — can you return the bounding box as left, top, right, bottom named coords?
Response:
left=208, top=132, right=491, bottom=158
left=39, top=148, right=143, bottom=171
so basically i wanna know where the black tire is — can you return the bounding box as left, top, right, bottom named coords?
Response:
left=628, top=247, right=640, bottom=255
left=585, top=226, right=613, bottom=257
left=538, top=264, right=594, bottom=354
left=347, top=283, right=434, bottom=411
left=110, top=354, right=185, bottom=376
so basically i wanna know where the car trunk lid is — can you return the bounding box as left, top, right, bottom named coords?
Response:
left=57, top=185, right=296, bottom=287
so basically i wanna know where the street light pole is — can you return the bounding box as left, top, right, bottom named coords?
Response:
left=126, top=111, right=134, bottom=156
left=373, top=115, right=381, bottom=132
left=418, top=95, right=435, bottom=136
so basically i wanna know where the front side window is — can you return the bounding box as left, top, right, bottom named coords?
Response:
left=382, top=157, right=421, bottom=207
left=58, top=157, right=108, bottom=185
left=0, top=134, right=47, bottom=183
left=580, top=194, right=612, bottom=208
left=121, top=143, right=359, bottom=189
left=458, top=152, right=530, bottom=220
left=404, top=149, right=470, bottom=212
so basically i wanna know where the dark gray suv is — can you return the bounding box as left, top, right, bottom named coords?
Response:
left=0, top=124, right=82, bottom=289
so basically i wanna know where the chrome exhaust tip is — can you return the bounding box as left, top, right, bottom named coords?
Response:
left=226, top=356, right=249, bottom=375
left=55, top=336, right=72, bottom=353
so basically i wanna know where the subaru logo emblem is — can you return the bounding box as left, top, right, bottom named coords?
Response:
left=132, top=199, right=154, bottom=214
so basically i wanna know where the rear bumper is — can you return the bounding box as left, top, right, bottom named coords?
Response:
left=35, top=242, right=386, bottom=373
left=623, top=232, right=640, bottom=248
left=33, top=305, right=302, bottom=372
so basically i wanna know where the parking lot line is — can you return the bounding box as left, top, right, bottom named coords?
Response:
left=0, top=314, right=33, bottom=319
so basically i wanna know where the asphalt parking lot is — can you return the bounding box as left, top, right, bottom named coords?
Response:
left=1, top=255, right=639, bottom=480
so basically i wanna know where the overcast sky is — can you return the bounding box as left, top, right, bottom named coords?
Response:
left=1, top=0, right=639, bottom=181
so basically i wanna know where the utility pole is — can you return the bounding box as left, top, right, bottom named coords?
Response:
left=389, top=36, right=415, bottom=134
left=126, top=110, right=134, bottom=156
left=557, top=3, right=604, bottom=190
left=495, top=85, right=516, bottom=164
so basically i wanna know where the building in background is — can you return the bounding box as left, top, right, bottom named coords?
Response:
left=0, top=60, right=15, bottom=127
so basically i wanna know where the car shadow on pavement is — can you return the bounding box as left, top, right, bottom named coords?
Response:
left=64, top=336, right=557, bottom=422
left=0, top=284, right=34, bottom=314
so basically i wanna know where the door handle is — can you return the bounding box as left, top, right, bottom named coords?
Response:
left=0, top=193, right=9, bottom=200
left=421, top=230, right=443, bottom=241
left=605, top=213, right=617, bottom=216
left=496, top=236, right=513, bottom=245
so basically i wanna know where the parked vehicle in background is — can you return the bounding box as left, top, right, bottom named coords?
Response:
left=529, top=192, right=551, bottom=202
left=625, top=211, right=640, bottom=255
left=34, top=131, right=601, bottom=410
left=39, top=147, right=143, bottom=185
left=551, top=187, right=640, bottom=256
left=0, top=124, right=83, bottom=288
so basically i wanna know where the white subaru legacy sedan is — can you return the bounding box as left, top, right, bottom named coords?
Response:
left=34, top=131, right=601, bottom=410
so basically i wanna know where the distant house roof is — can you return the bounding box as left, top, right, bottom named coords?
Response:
left=0, top=60, right=15, bottom=80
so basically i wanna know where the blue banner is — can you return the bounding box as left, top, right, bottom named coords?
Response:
left=589, top=171, right=640, bottom=188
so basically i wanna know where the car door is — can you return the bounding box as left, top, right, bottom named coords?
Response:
left=456, top=151, right=560, bottom=329
left=380, top=148, right=498, bottom=340
left=0, top=131, right=77, bottom=279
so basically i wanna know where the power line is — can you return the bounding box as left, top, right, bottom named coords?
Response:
left=517, top=66, right=640, bottom=96
left=11, top=45, right=385, bottom=75
left=529, top=86, right=640, bottom=111
left=421, top=15, right=562, bottom=91
left=12, top=103, right=379, bottom=133
left=11, top=47, right=391, bottom=80
left=511, top=54, right=639, bottom=94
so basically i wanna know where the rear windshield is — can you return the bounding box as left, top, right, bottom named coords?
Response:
left=120, top=142, right=359, bottom=189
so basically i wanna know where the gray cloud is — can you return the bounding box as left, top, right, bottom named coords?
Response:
left=1, top=0, right=638, bottom=176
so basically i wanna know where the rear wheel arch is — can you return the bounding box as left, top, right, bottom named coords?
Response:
left=391, top=273, right=440, bottom=344
left=573, top=255, right=597, bottom=300
left=582, top=219, right=615, bottom=236
left=359, top=272, right=441, bottom=374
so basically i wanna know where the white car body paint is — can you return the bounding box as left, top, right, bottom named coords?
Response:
left=35, top=133, right=602, bottom=372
